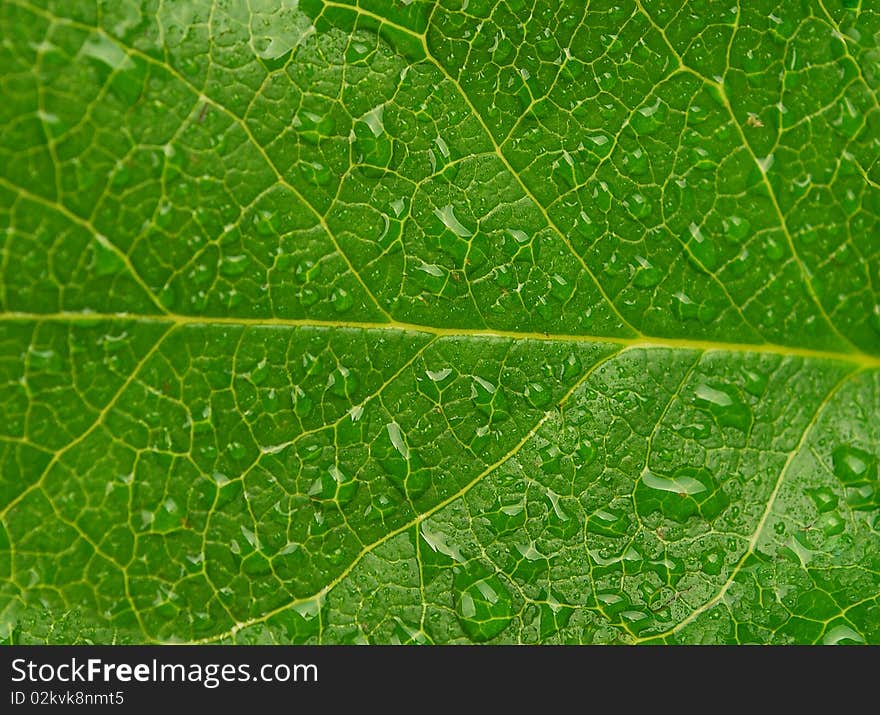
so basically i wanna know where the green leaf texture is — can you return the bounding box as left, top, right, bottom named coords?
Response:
left=2, top=0, right=879, bottom=645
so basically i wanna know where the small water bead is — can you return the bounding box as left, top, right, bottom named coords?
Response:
left=453, top=565, right=514, bottom=642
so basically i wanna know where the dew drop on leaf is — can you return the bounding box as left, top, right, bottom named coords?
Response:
left=453, top=565, right=514, bottom=642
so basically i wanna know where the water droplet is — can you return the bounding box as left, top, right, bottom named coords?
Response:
left=631, top=95, right=667, bottom=132
left=832, top=445, right=876, bottom=485
left=635, top=467, right=729, bottom=523
left=822, top=620, right=864, bottom=647
left=250, top=359, right=268, bottom=385
left=686, top=222, right=718, bottom=271
left=91, top=238, right=125, bottom=277
left=328, top=365, right=359, bottom=398
left=807, top=487, right=837, bottom=513
left=158, top=284, right=177, bottom=309
left=386, top=421, right=409, bottom=459
left=870, top=305, right=880, bottom=335
left=625, top=192, right=652, bottom=219
left=693, top=382, right=752, bottom=431
left=220, top=254, right=250, bottom=277
left=633, top=255, right=662, bottom=288
left=331, top=287, right=353, bottom=313
left=454, top=565, right=514, bottom=642
left=310, top=465, right=358, bottom=504
left=587, top=507, right=629, bottom=537
left=254, top=210, right=278, bottom=237
left=773, top=520, right=787, bottom=536
left=576, top=439, right=597, bottom=466
left=434, top=204, right=473, bottom=238
left=228, top=442, right=247, bottom=460
left=471, top=376, right=496, bottom=405
left=740, top=366, right=768, bottom=397
left=426, top=367, right=452, bottom=383
left=621, top=147, right=649, bottom=176
left=818, top=511, right=846, bottom=536
left=764, top=235, right=785, bottom=261
left=723, top=215, right=751, bottom=242
left=506, top=228, right=530, bottom=244
left=353, top=104, right=393, bottom=176
left=293, top=386, right=312, bottom=417
left=845, top=483, right=880, bottom=511
left=525, top=382, right=550, bottom=408
left=832, top=96, right=862, bottom=139
left=700, top=547, right=725, bottom=575
left=299, top=161, right=332, bottom=186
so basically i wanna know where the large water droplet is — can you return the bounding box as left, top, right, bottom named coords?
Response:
left=353, top=104, right=393, bottom=176
left=331, top=287, right=353, bottom=313
left=220, top=254, right=250, bottom=277
left=806, top=487, right=837, bottom=513
left=453, top=565, right=514, bottom=642
left=686, top=222, right=718, bottom=271
left=386, top=421, right=409, bottom=459
left=625, top=192, right=652, bottom=219
left=254, top=209, right=278, bottom=237
left=693, top=382, right=752, bottom=431
left=434, top=204, right=473, bottom=238
left=832, top=445, right=876, bottom=485
left=635, top=466, right=729, bottom=523
left=723, top=215, right=751, bottom=242
left=633, top=255, right=662, bottom=288
left=525, top=382, right=551, bottom=408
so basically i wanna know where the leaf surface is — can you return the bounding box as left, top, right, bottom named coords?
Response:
left=1, top=0, right=879, bottom=644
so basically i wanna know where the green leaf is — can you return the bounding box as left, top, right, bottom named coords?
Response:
left=1, top=0, right=879, bottom=645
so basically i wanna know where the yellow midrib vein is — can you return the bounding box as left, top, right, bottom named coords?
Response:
left=3, top=310, right=879, bottom=369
